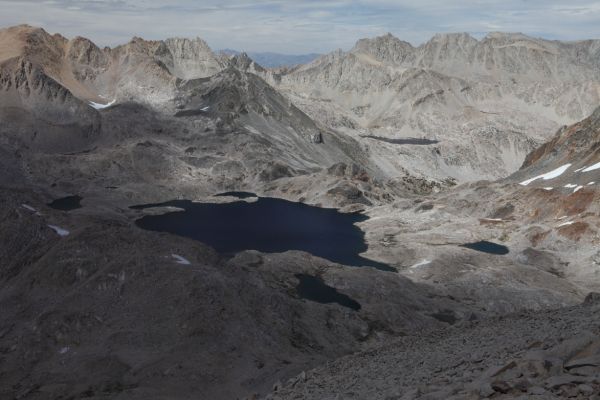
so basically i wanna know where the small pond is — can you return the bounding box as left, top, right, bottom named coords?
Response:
left=47, top=195, right=83, bottom=211
left=460, top=240, right=509, bottom=255
left=361, top=135, right=440, bottom=145
left=295, top=274, right=361, bottom=311
left=131, top=196, right=392, bottom=271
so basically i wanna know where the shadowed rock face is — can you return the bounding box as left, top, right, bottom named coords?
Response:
left=0, top=58, right=102, bottom=153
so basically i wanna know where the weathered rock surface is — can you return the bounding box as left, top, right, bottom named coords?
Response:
left=268, top=299, right=600, bottom=400
left=272, top=32, right=600, bottom=182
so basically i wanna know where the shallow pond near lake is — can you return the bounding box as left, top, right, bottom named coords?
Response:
left=460, top=240, right=509, bottom=255
left=47, top=195, right=82, bottom=211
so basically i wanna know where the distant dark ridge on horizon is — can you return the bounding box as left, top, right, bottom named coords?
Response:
left=219, top=49, right=320, bottom=68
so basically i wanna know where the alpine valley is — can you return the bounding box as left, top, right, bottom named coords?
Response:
left=1, top=24, right=600, bottom=400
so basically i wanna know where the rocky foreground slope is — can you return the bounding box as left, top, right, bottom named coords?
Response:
left=269, top=295, right=600, bottom=400
left=0, top=186, right=483, bottom=400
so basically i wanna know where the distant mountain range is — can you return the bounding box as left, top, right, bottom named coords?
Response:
left=219, top=49, right=320, bottom=68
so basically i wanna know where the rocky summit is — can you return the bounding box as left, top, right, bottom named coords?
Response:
left=0, top=23, right=599, bottom=400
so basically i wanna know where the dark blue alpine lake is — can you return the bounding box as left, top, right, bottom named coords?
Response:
left=131, top=196, right=392, bottom=271
left=460, top=240, right=509, bottom=255
left=295, top=274, right=361, bottom=311
left=47, top=195, right=83, bottom=211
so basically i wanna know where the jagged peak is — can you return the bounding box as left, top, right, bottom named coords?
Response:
left=480, top=32, right=562, bottom=54
left=231, top=51, right=252, bottom=63
left=423, top=32, right=478, bottom=47
left=228, top=52, right=266, bottom=73
left=0, top=24, right=65, bottom=47
left=352, top=32, right=414, bottom=51
left=162, top=37, right=217, bottom=60
left=164, top=36, right=212, bottom=48
left=350, top=33, right=415, bottom=65
left=71, top=35, right=97, bottom=45
left=0, top=24, right=46, bottom=36
left=68, top=35, right=103, bottom=55
left=67, top=36, right=108, bottom=67
left=125, top=36, right=166, bottom=49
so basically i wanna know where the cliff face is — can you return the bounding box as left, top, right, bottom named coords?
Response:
left=351, top=33, right=416, bottom=65
left=162, top=37, right=224, bottom=79
left=514, top=106, right=600, bottom=186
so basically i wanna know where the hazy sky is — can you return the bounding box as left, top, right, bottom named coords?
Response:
left=1, top=0, right=600, bottom=53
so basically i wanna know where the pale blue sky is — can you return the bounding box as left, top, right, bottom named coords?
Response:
left=1, top=0, right=600, bottom=53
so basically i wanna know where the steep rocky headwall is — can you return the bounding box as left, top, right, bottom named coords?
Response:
left=273, top=32, right=600, bottom=181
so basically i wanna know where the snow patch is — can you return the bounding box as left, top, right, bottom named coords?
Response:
left=557, top=221, right=575, bottom=227
left=410, top=259, right=431, bottom=269
left=48, top=225, right=70, bottom=237
left=200, top=106, right=210, bottom=111
left=588, top=182, right=596, bottom=186
left=22, top=203, right=42, bottom=216
left=89, top=99, right=116, bottom=110
left=21, top=204, right=36, bottom=212
left=59, top=346, right=70, bottom=354
left=172, top=254, right=191, bottom=265
left=582, top=162, right=600, bottom=172
left=543, top=187, right=553, bottom=191
left=519, top=164, right=571, bottom=186
left=573, top=185, right=584, bottom=193
left=564, top=184, right=577, bottom=188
